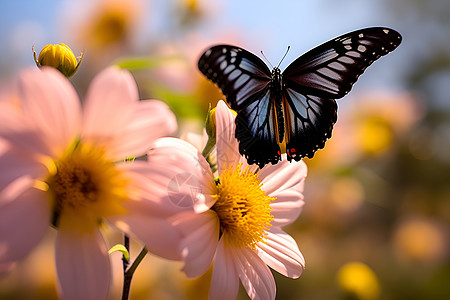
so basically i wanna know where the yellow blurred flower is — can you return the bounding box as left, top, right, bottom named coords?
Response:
left=174, top=0, right=220, bottom=28
left=81, top=0, right=143, bottom=50
left=33, top=43, right=83, bottom=78
left=393, top=218, right=446, bottom=263
left=60, top=0, right=145, bottom=70
left=357, top=116, right=393, bottom=155
left=350, top=92, right=423, bottom=157
left=337, top=262, right=381, bottom=300
left=307, top=91, right=423, bottom=168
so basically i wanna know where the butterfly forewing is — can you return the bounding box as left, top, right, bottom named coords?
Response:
left=283, top=27, right=402, bottom=99
left=198, top=45, right=272, bottom=109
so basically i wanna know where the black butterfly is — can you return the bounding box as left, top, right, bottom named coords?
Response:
left=198, top=27, right=402, bottom=168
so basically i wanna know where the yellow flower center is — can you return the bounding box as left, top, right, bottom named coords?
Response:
left=212, top=164, right=274, bottom=249
left=46, top=143, right=127, bottom=233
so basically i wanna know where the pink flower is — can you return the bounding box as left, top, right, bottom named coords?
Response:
left=147, top=100, right=307, bottom=300
left=0, top=66, right=180, bottom=300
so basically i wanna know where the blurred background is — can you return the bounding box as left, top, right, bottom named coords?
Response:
left=1, top=0, right=449, bottom=299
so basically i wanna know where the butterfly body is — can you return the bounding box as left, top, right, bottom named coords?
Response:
left=198, top=27, right=402, bottom=168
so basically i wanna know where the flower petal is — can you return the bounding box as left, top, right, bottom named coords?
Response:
left=233, top=246, right=276, bottom=300
left=109, top=213, right=182, bottom=261
left=0, top=105, right=53, bottom=156
left=0, top=148, right=46, bottom=192
left=55, top=228, right=110, bottom=300
left=118, top=163, right=184, bottom=217
left=256, top=227, right=305, bottom=278
left=18, top=67, right=81, bottom=157
left=173, top=210, right=220, bottom=278
left=258, top=160, right=307, bottom=226
left=146, top=137, right=215, bottom=213
left=0, top=181, right=49, bottom=263
left=210, top=239, right=239, bottom=300
left=108, top=100, right=177, bottom=159
left=82, top=66, right=138, bottom=145
left=215, top=100, right=242, bottom=174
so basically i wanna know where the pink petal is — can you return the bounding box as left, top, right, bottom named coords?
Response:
left=0, top=181, right=49, bottom=263
left=172, top=211, right=220, bottom=277
left=107, top=100, right=177, bottom=159
left=118, top=147, right=213, bottom=218
left=256, top=227, right=305, bottom=278
left=109, top=213, right=182, bottom=261
left=146, top=138, right=215, bottom=213
left=233, top=246, right=276, bottom=300
left=210, top=239, right=239, bottom=300
left=18, top=67, right=81, bottom=157
left=258, top=160, right=307, bottom=226
left=0, top=105, right=53, bottom=156
left=82, top=66, right=138, bottom=145
left=0, top=148, right=46, bottom=192
left=215, top=100, right=242, bottom=174
left=55, top=228, right=110, bottom=300
left=0, top=138, right=8, bottom=155
left=119, top=161, right=182, bottom=217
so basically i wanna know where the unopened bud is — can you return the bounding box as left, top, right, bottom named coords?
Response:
left=33, top=43, right=83, bottom=78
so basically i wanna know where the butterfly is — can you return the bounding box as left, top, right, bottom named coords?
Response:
left=198, top=27, right=402, bottom=168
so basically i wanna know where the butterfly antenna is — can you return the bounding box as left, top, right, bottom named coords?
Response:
left=260, top=50, right=274, bottom=69
left=277, top=46, right=290, bottom=68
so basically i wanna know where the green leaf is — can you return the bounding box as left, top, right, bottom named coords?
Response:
left=108, top=244, right=130, bottom=261
left=114, top=55, right=181, bottom=71
left=151, top=85, right=206, bottom=120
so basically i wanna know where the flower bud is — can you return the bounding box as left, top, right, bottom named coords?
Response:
left=205, top=105, right=217, bottom=141
left=33, top=43, right=84, bottom=78
left=203, top=102, right=237, bottom=158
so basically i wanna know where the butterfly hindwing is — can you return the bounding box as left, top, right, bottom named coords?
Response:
left=235, top=87, right=282, bottom=167
left=282, top=90, right=337, bottom=161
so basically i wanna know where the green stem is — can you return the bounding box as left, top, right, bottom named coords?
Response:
left=202, top=137, right=215, bottom=158
left=121, top=247, right=148, bottom=300
left=122, top=235, right=130, bottom=271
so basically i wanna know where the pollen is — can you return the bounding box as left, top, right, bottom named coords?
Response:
left=46, top=143, right=128, bottom=233
left=212, top=163, right=274, bottom=249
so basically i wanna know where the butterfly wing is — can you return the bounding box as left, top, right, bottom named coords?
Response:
left=198, top=45, right=272, bottom=109
left=235, top=87, right=283, bottom=167
left=282, top=27, right=402, bottom=161
left=282, top=91, right=337, bottom=161
left=198, top=45, right=283, bottom=166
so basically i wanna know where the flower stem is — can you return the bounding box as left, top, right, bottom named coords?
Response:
left=202, top=137, right=215, bottom=158
left=122, top=235, right=130, bottom=270
left=121, top=246, right=148, bottom=300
